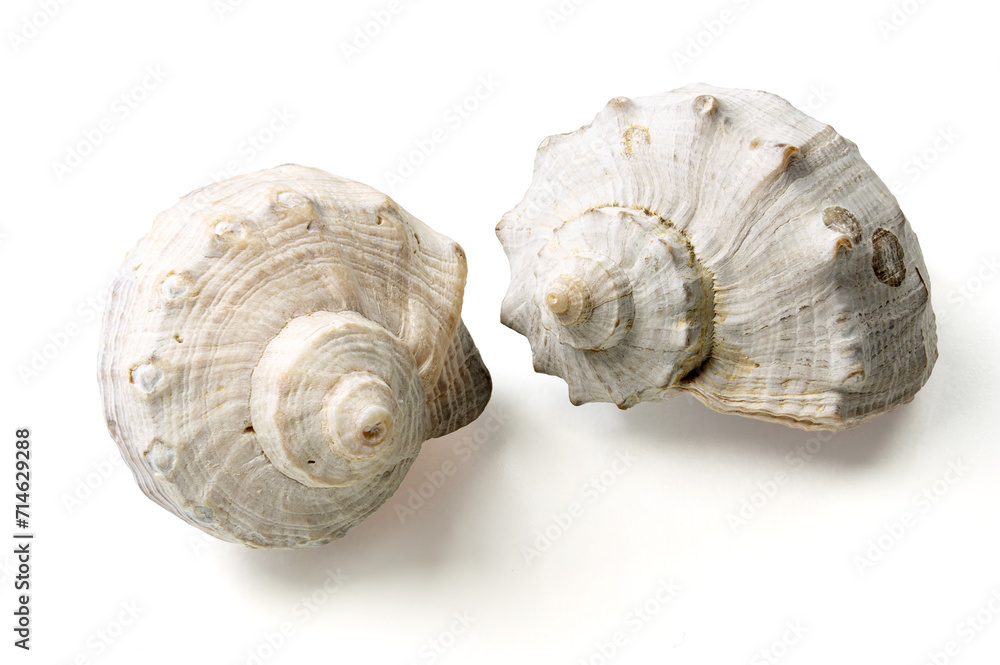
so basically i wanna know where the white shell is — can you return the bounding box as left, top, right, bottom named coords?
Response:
left=497, top=84, right=937, bottom=431
left=98, top=165, right=491, bottom=548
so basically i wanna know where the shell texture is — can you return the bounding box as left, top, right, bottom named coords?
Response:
left=497, top=84, right=937, bottom=431
left=98, top=165, right=491, bottom=548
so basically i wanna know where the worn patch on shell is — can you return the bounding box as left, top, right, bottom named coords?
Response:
left=823, top=206, right=863, bottom=243
left=872, top=227, right=906, bottom=287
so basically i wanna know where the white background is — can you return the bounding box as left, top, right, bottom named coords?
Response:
left=2, top=0, right=998, bottom=663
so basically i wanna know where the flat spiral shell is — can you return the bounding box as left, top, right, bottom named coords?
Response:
left=98, top=165, right=491, bottom=548
left=497, top=84, right=937, bottom=430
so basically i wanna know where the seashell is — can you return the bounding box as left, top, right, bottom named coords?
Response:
left=98, top=165, right=491, bottom=548
left=497, top=84, right=937, bottom=431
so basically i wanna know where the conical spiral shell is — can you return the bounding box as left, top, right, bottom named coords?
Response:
left=497, top=84, right=937, bottom=430
left=98, top=165, right=491, bottom=548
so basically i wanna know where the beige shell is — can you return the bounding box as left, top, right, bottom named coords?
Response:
left=98, top=165, right=491, bottom=548
left=497, top=84, right=937, bottom=431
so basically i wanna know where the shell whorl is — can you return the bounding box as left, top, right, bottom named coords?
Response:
left=514, top=204, right=714, bottom=407
left=497, top=84, right=937, bottom=429
left=249, top=311, right=425, bottom=488
left=98, top=165, right=491, bottom=548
